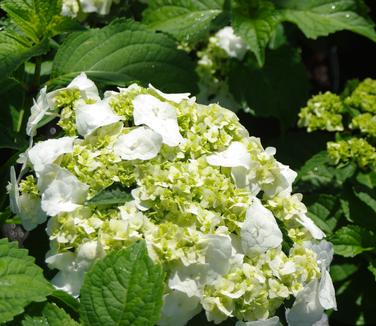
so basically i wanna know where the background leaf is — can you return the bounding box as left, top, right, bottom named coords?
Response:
left=80, top=241, right=165, bottom=326
left=0, top=238, right=53, bottom=324
left=51, top=19, right=198, bottom=93
left=143, top=0, right=224, bottom=43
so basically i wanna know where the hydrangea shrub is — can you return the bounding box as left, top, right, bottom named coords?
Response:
left=10, top=73, right=336, bottom=325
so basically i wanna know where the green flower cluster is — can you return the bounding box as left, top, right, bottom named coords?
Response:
left=299, top=78, right=376, bottom=170
left=10, top=74, right=333, bottom=325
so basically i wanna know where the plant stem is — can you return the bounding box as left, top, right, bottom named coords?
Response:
left=32, top=56, right=42, bottom=93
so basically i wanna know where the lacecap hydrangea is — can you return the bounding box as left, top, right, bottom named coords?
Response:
left=9, top=73, right=336, bottom=325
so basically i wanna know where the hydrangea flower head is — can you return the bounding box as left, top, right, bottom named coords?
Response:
left=11, top=73, right=335, bottom=325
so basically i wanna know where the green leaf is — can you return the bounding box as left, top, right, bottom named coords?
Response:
left=331, top=263, right=359, bottom=282
left=353, top=190, right=376, bottom=214
left=51, top=19, right=198, bottom=93
left=22, top=303, right=79, bottom=326
left=1, top=0, right=77, bottom=42
left=143, top=0, right=224, bottom=43
left=356, top=171, right=376, bottom=189
left=0, top=31, right=48, bottom=81
left=229, top=45, right=309, bottom=128
left=305, top=194, right=341, bottom=234
left=274, top=0, right=376, bottom=42
left=368, top=260, right=376, bottom=281
left=232, top=0, right=280, bottom=66
left=80, top=241, right=165, bottom=326
left=49, top=290, right=80, bottom=314
left=0, top=238, right=53, bottom=324
left=297, top=151, right=356, bottom=190
left=330, top=225, right=376, bottom=257
left=86, top=185, right=133, bottom=208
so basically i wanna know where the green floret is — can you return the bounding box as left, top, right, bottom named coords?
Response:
left=298, top=92, right=344, bottom=132
left=327, top=137, right=376, bottom=169
left=19, top=175, right=39, bottom=197
left=350, top=113, right=376, bottom=138
left=345, top=78, right=376, bottom=114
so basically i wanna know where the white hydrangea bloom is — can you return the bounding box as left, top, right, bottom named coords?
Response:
left=113, top=127, right=163, bottom=160
left=76, top=99, right=122, bottom=137
left=206, top=141, right=251, bottom=169
left=241, top=198, right=283, bottom=256
left=27, top=137, right=76, bottom=173
left=132, top=94, right=184, bottom=147
left=296, top=214, right=325, bottom=240
left=148, top=84, right=191, bottom=103
left=62, top=0, right=119, bottom=16
left=236, top=316, right=281, bottom=326
left=26, top=87, right=52, bottom=137
left=38, top=165, right=88, bottom=216
left=215, top=26, right=248, bottom=59
left=61, top=0, right=80, bottom=17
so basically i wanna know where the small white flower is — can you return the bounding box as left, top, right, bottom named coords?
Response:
left=296, top=214, right=325, bottom=240
left=241, top=198, right=282, bottom=256
left=263, top=162, right=297, bottom=198
left=207, top=142, right=251, bottom=169
left=61, top=0, right=80, bottom=16
left=318, top=269, right=337, bottom=310
left=76, top=99, right=122, bottom=137
left=80, top=0, right=115, bottom=15
left=215, top=26, right=248, bottom=59
left=66, top=72, right=100, bottom=100
left=38, top=164, right=88, bottom=216
left=148, top=84, right=191, bottom=103
left=132, top=94, right=184, bottom=147
left=27, top=137, right=76, bottom=173
left=113, top=126, right=162, bottom=160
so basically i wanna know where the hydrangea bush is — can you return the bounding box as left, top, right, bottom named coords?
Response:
left=10, top=73, right=336, bottom=325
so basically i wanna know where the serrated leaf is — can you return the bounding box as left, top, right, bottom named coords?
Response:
left=49, top=290, right=80, bottom=314
left=353, top=190, right=376, bottom=213
left=0, top=31, right=48, bottom=81
left=274, top=0, right=376, bottom=42
left=330, top=225, right=376, bottom=257
left=51, top=19, right=198, bottom=93
left=232, top=0, right=280, bottom=66
left=0, top=238, right=53, bottom=324
left=143, top=0, right=224, bottom=43
left=229, top=45, right=309, bottom=128
left=331, top=263, right=359, bottom=282
left=80, top=241, right=165, bottom=326
left=86, top=185, right=132, bottom=208
left=356, top=171, right=376, bottom=189
left=22, top=303, right=79, bottom=326
left=297, top=151, right=356, bottom=190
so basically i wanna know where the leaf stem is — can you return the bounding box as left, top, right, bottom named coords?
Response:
left=32, top=56, right=42, bottom=92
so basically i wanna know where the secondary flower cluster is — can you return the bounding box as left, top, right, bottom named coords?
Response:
left=298, top=78, right=376, bottom=170
left=10, top=73, right=335, bottom=325
left=197, top=26, right=248, bottom=110
left=62, top=0, right=119, bottom=16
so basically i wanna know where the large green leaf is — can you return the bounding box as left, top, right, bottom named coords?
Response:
left=330, top=225, right=376, bottom=257
left=143, top=0, right=224, bottom=43
left=86, top=184, right=132, bottom=208
left=274, top=0, right=376, bottom=42
left=80, top=241, right=165, bottom=326
left=232, top=0, right=280, bottom=66
left=353, top=190, right=376, bottom=214
left=330, top=263, right=359, bottom=282
left=51, top=20, right=198, bottom=93
left=0, top=238, right=53, bottom=324
left=0, top=32, right=47, bottom=81
left=229, top=46, right=309, bottom=128
left=22, top=303, right=79, bottom=326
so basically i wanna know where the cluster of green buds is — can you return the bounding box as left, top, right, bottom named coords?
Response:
left=298, top=78, right=376, bottom=170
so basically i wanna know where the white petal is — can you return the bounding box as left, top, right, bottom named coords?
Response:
left=241, top=198, right=282, bottom=256
left=76, top=100, right=122, bottom=137
left=114, top=127, right=162, bottom=160
left=231, top=166, right=249, bottom=188
left=26, top=87, right=50, bottom=136
left=149, top=84, right=190, bottom=103
left=304, top=240, right=333, bottom=270
left=46, top=251, right=76, bottom=271
left=286, top=279, right=324, bottom=326
left=236, top=316, right=281, bottom=326
left=312, top=314, right=329, bottom=326
left=67, top=72, right=100, bottom=100
left=263, top=162, right=297, bottom=198
left=8, top=167, right=20, bottom=215
left=18, top=194, right=47, bottom=231
left=132, top=94, right=184, bottom=147
left=296, top=214, right=325, bottom=240
left=80, top=0, right=112, bottom=14
left=158, top=290, right=202, bottom=326
left=319, top=270, right=337, bottom=310
left=200, top=234, right=233, bottom=275
left=168, top=272, right=201, bottom=298
left=27, top=137, right=75, bottom=173
left=38, top=165, right=88, bottom=216
left=207, top=142, right=251, bottom=169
